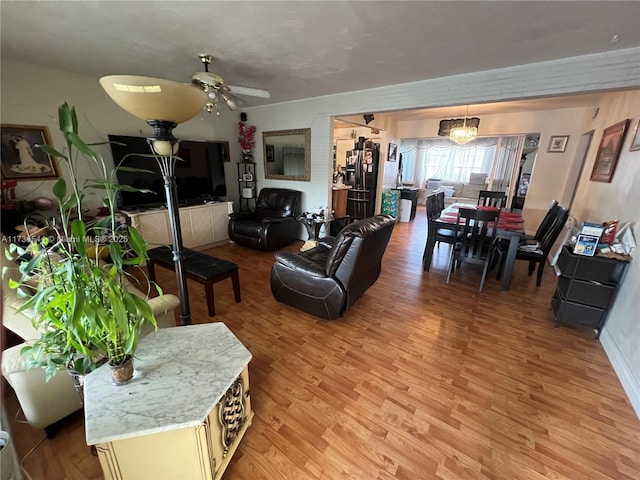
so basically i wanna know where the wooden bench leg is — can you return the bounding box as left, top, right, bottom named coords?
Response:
left=231, top=269, right=241, bottom=304
left=205, top=281, right=215, bottom=317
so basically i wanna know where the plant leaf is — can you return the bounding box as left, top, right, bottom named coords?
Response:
left=52, top=178, right=67, bottom=201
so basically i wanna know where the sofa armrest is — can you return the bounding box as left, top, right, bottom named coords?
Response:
left=317, top=236, right=337, bottom=249
left=273, top=251, right=327, bottom=277
left=143, top=294, right=179, bottom=331
left=2, top=343, right=83, bottom=429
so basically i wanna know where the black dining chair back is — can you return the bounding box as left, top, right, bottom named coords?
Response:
left=446, top=207, right=500, bottom=292
left=478, top=190, right=507, bottom=208
left=425, top=193, right=440, bottom=221
left=435, top=191, right=445, bottom=213
left=423, top=193, right=459, bottom=268
left=506, top=205, right=569, bottom=287
left=534, top=200, right=560, bottom=241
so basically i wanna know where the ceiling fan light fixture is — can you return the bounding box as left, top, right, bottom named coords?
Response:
left=100, top=75, right=206, bottom=124
left=191, top=54, right=270, bottom=114
left=221, top=92, right=236, bottom=110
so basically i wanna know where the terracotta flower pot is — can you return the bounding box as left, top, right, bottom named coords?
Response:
left=110, top=355, right=134, bottom=385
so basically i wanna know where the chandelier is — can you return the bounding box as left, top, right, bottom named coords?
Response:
left=449, top=106, right=478, bottom=145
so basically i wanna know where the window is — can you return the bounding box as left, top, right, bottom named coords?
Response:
left=400, top=137, right=497, bottom=186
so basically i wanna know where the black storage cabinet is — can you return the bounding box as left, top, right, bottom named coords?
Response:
left=552, top=246, right=629, bottom=338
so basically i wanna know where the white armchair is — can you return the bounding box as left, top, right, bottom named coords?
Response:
left=1, top=245, right=180, bottom=435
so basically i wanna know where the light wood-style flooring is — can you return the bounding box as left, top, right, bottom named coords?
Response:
left=4, top=207, right=640, bottom=479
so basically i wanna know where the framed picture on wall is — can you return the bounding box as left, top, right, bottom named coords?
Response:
left=0, top=124, right=60, bottom=181
left=547, top=135, right=569, bottom=153
left=388, top=143, right=397, bottom=162
left=590, top=119, right=630, bottom=183
left=629, top=118, right=640, bottom=152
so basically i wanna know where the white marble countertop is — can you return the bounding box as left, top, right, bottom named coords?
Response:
left=84, top=323, right=252, bottom=446
left=332, top=184, right=352, bottom=190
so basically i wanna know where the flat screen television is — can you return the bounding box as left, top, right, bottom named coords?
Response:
left=108, top=135, right=228, bottom=210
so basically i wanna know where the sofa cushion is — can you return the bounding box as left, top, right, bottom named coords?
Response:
left=459, top=183, right=488, bottom=200
left=469, top=173, right=488, bottom=185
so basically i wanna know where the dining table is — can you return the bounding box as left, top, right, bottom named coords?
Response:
left=423, top=203, right=525, bottom=291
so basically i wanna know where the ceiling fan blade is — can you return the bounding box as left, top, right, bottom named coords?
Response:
left=227, top=85, right=271, bottom=99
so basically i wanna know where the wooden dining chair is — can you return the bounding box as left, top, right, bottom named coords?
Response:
left=478, top=190, right=507, bottom=208
left=498, top=205, right=569, bottom=287
left=446, top=207, right=500, bottom=292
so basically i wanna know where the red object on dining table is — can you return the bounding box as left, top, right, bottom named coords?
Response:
left=439, top=204, right=524, bottom=227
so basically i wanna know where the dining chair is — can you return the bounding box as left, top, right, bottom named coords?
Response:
left=446, top=207, right=500, bottom=292
left=435, top=191, right=445, bottom=213
left=423, top=193, right=457, bottom=261
left=498, top=205, right=569, bottom=287
left=478, top=190, right=507, bottom=208
left=532, top=199, right=560, bottom=241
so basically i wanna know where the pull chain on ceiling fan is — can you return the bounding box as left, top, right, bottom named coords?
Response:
left=191, top=54, right=270, bottom=115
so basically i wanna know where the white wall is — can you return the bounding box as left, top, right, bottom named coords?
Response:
left=397, top=106, right=593, bottom=212
left=244, top=47, right=639, bottom=213
left=570, top=90, right=640, bottom=416
left=1, top=59, right=241, bottom=212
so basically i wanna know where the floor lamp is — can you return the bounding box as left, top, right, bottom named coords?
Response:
left=100, top=75, right=207, bottom=326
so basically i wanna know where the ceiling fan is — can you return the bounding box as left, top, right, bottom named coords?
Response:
left=191, top=54, right=270, bottom=114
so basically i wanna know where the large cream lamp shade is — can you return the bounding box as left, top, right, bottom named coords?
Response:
left=99, top=75, right=207, bottom=124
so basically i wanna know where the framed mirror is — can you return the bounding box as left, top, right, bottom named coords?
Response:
left=263, top=128, right=311, bottom=181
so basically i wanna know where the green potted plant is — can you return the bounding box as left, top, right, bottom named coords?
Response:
left=9, top=102, right=159, bottom=385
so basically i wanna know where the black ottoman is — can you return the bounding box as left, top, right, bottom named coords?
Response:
left=147, top=247, right=241, bottom=317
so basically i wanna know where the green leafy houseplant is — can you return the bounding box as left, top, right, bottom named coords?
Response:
left=9, top=102, right=158, bottom=383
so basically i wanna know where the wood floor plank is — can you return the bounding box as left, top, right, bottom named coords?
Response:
left=3, top=205, right=639, bottom=479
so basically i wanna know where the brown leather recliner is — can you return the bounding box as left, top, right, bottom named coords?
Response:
left=270, top=215, right=395, bottom=320
left=228, top=188, right=302, bottom=251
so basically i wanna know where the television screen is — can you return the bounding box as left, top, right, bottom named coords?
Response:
left=108, top=135, right=227, bottom=210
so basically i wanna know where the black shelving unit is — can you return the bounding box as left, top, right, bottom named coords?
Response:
left=237, top=163, right=256, bottom=212
left=552, top=246, right=629, bottom=338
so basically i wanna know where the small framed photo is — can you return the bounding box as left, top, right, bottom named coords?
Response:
left=590, top=119, right=630, bottom=183
left=241, top=172, right=253, bottom=182
left=0, top=124, right=61, bottom=181
left=629, top=118, right=640, bottom=152
left=388, top=143, right=397, bottom=162
left=547, top=135, right=569, bottom=153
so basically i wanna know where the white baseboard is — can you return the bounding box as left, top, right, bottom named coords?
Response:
left=600, top=328, right=640, bottom=420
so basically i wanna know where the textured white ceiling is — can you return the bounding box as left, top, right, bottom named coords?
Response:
left=1, top=1, right=639, bottom=107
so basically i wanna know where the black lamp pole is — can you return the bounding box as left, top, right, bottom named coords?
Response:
left=146, top=120, right=191, bottom=326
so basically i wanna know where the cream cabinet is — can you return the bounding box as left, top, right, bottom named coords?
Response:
left=122, top=202, right=233, bottom=250
left=85, top=323, right=253, bottom=480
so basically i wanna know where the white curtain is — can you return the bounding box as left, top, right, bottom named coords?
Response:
left=399, top=137, right=498, bottom=187
left=490, top=136, right=524, bottom=200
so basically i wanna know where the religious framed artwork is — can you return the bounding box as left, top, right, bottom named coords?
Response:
left=590, top=119, right=630, bottom=183
left=0, top=124, right=61, bottom=181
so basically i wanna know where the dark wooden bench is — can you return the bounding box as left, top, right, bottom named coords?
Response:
left=147, top=247, right=241, bottom=317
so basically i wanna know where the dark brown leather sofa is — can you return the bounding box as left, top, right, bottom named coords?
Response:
left=270, top=215, right=395, bottom=320
left=228, top=188, right=302, bottom=251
